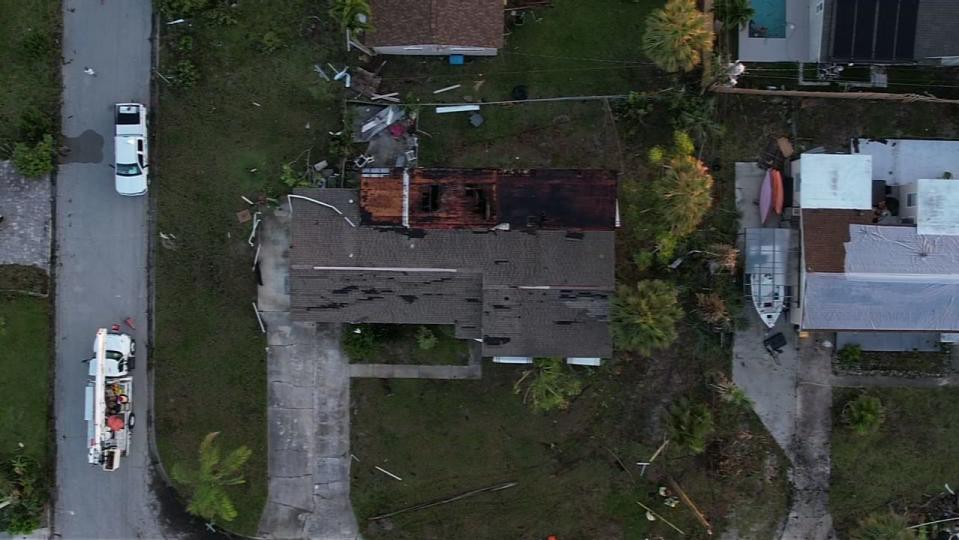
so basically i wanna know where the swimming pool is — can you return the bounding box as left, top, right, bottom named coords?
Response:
left=748, top=0, right=786, bottom=38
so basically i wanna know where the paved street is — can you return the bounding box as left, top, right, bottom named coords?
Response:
left=52, top=1, right=171, bottom=538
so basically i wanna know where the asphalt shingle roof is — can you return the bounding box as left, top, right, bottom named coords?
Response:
left=289, top=188, right=614, bottom=357
left=366, top=0, right=504, bottom=49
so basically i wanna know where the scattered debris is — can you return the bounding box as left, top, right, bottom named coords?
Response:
left=241, top=195, right=255, bottom=205
left=159, top=232, right=178, bottom=251
left=369, top=481, right=517, bottom=521
left=247, top=211, right=262, bottom=247
left=251, top=101, right=261, bottom=107
left=635, top=501, right=685, bottom=536
left=374, top=465, right=402, bottom=481
left=252, top=302, right=265, bottom=333
left=236, top=209, right=252, bottom=223
left=351, top=67, right=382, bottom=97
left=433, top=84, right=462, bottom=94
left=436, top=104, right=481, bottom=114
left=313, top=64, right=330, bottom=81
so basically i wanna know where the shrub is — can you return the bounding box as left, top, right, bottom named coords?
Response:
left=12, top=134, right=55, bottom=179
left=175, top=35, right=194, bottom=53
left=17, top=108, right=54, bottom=146
left=158, top=0, right=209, bottom=18
left=257, top=31, right=285, bottom=53
left=330, top=0, right=372, bottom=33
left=415, top=326, right=437, bottom=351
left=513, top=358, right=584, bottom=413
left=838, top=344, right=862, bottom=368
left=667, top=398, right=715, bottom=454
left=842, top=394, right=885, bottom=435
left=342, top=324, right=384, bottom=361
left=203, top=6, right=238, bottom=26
left=611, top=280, right=683, bottom=356
left=851, top=512, right=918, bottom=540
left=171, top=59, right=200, bottom=89
left=0, top=453, right=46, bottom=535
left=280, top=163, right=308, bottom=189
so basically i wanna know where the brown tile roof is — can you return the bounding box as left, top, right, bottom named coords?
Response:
left=801, top=209, right=876, bottom=273
left=366, top=0, right=504, bottom=49
left=360, top=168, right=618, bottom=230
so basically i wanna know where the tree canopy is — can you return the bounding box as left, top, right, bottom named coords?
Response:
left=611, top=279, right=683, bottom=355
left=642, top=0, right=714, bottom=73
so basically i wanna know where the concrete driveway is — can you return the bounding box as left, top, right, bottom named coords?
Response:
left=256, top=208, right=360, bottom=539
left=52, top=1, right=178, bottom=538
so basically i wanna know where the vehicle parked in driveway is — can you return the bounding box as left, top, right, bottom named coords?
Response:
left=114, top=103, right=149, bottom=196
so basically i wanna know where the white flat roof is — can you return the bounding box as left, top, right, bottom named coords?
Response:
left=799, top=154, right=873, bottom=209
left=918, top=178, right=959, bottom=236
left=852, top=138, right=959, bottom=185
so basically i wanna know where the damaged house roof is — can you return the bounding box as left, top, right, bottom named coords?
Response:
left=289, top=173, right=616, bottom=358
left=365, top=0, right=504, bottom=49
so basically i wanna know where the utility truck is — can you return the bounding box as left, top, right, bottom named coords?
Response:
left=84, top=328, right=136, bottom=471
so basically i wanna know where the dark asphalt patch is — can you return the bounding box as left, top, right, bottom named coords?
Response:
left=61, top=129, right=104, bottom=164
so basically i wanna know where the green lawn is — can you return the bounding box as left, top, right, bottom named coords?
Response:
left=0, top=0, right=60, bottom=152
left=153, top=1, right=344, bottom=533
left=0, top=294, right=50, bottom=463
left=379, top=0, right=666, bottom=169
left=832, top=388, right=959, bottom=535
left=352, top=356, right=787, bottom=539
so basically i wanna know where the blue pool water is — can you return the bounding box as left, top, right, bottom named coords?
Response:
left=749, top=0, right=787, bottom=38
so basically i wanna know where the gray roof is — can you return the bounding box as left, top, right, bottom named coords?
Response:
left=289, top=188, right=614, bottom=357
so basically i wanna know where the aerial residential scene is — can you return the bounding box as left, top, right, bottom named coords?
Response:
left=3, top=0, right=959, bottom=539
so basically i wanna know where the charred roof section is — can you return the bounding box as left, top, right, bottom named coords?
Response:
left=360, top=168, right=618, bottom=231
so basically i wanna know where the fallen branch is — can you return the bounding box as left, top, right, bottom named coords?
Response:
left=369, top=481, right=517, bottom=521
left=668, top=475, right=712, bottom=536
left=636, top=500, right=685, bottom=535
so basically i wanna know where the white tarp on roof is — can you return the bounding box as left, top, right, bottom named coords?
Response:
left=844, top=225, right=959, bottom=274
left=802, top=273, right=959, bottom=330
left=852, top=138, right=959, bottom=185
left=917, top=179, right=959, bottom=236
left=799, top=154, right=872, bottom=209
left=802, top=224, right=959, bottom=330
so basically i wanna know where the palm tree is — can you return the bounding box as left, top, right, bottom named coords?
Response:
left=658, top=153, right=715, bottom=237
left=842, top=394, right=885, bottom=435
left=611, top=280, right=683, bottom=355
left=513, top=358, right=584, bottom=413
left=171, top=432, right=252, bottom=523
left=851, top=512, right=918, bottom=540
left=667, top=398, right=715, bottom=454
left=642, top=0, right=714, bottom=73
left=330, top=0, right=372, bottom=34
left=713, top=0, right=755, bottom=30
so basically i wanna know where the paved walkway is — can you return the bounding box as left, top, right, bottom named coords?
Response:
left=0, top=160, right=51, bottom=271
left=830, top=374, right=959, bottom=388
left=256, top=208, right=359, bottom=540
left=350, top=343, right=482, bottom=379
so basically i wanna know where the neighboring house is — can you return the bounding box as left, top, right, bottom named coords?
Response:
left=794, top=140, right=959, bottom=351
left=288, top=168, right=617, bottom=362
left=363, top=0, right=504, bottom=56
left=739, top=0, right=959, bottom=64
